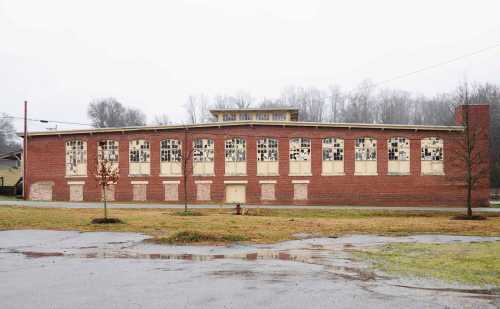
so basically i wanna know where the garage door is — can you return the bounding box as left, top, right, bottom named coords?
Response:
left=225, top=185, right=246, bottom=204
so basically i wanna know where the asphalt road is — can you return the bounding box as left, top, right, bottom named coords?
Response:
left=1, top=230, right=499, bottom=309
left=1, top=199, right=500, bottom=212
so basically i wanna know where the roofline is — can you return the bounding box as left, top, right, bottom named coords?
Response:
left=209, top=107, right=299, bottom=112
left=18, top=121, right=464, bottom=137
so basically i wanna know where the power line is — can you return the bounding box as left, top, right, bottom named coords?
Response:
left=1, top=115, right=92, bottom=127
left=349, top=41, right=500, bottom=93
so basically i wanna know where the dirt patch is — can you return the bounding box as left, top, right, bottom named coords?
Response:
left=147, top=230, right=249, bottom=244
left=450, top=214, right=487, bottom=221
left=91, top=218, right=124, bottom=224
left=22, top=251, right=64, bottom=258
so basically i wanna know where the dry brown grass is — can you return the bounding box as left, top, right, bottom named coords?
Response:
left=1, top=206, right=500, bottom=244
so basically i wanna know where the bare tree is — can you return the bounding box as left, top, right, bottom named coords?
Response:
left=153, top=114, right=171, bottom=125
left=451, top=82, right=489, bottom=218
left=88, top=98, right=146, bottom=128
left=95, top=141, right=120, bottom=221
left=0, top=114, right=20, bottom=153
left=184, top=94, right=211, bottom=124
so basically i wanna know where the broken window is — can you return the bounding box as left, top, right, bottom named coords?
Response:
left=421, top=137, right=444, bottom=176
left=65, top=140, right=87, bottom=176
left=223, top=113, right=237, bottom=121
left=322, top=138, right=344, bottom=161
left=272, top=112, right=286, bottom=121
left=322, top=138, right=344, bottom=175
left=239, top=113, right=251, bottom=121
left=421, top=137, right=443, bottom=161
left=289, top=138, right=311, bottom=176
left=193, top=139, right=214, bottom=162
left=225, top=138, right=246, bottom=162
left=387, top=137, right=410, bottom=175
left=97, top=140, right=119, bottom=162
left=129, top=140, right=150, bottom=163
left=225, top=138, right=246, bottom=175
left=257, top=138, right=279, bottom=176
left=388, top=137, right=410, bottom=161
left=354, top=137, right=377, bottom=175
left=129, top=140, right=150, bottom=175
left=355, top=137, right=377, bottom=161
left=160, top=139, right=182, bottom=162
left=289, top=138, right=311, bottom=161
left=256, top=113, right=270, bottom=121
left=257, top=138, right=278, bottom=161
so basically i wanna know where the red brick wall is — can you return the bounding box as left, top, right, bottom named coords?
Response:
left=25, top=105, right=491, bottom=207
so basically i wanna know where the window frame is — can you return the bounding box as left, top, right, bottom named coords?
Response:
left=160, top=139, right=182, bottom=162
left=65, top=139, right=87, bottom=177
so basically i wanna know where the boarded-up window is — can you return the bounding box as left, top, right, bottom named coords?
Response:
left=160, top=139, right=182, bottom=176
left=30, top=181, right=54, bottom=201
left=129, top=140, right=150, bottom=175
left=355, top=137, right=377, bottom=175
left=196, top=183, right=211, bottom=200
left=225, top=138, right=246, bottom=175
left=322, top=138, right=344, bottom=175
left=164, top=182, right=179, bottom=201
left=97, top=140, right=119, bottom=173
left=257, top=138, right=279, bottom=175
left=65, top=140, right=87, bottom=176
left=69, top=183, right=84, bottom=201
left=260, top=183, right=276, bottom=201
left=388, top=137, right=410, bottom=175
left=293, top=183, right=308, bottom=200
left=421, top=137, right=444, bottom=175
left=102, top=184, right=116, bottom=201
left=193, top=139, right=214, bottom=175
left=132, top=183, right=147, bottom=201
left=289, top=138, right=311, bottom=175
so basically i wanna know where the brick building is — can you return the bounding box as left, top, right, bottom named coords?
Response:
left=22, top=105, right=490, bottom=206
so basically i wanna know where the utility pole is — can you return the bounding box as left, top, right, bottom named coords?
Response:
left=23, top=101, right=27, bottom=200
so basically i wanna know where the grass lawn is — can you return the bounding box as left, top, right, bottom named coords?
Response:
left=0, top=195, right=19, bottom=201
left=353, top=242, right=500, bottom=287
left=1, top=206, right=500, bottom=244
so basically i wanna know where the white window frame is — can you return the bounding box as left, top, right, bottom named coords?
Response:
left=160, top=139, right=182, bottom=176
left=256, top=112, right=270, bottom=121
left=129, top=139, right=150, bottom=176
left=322, top=138, right=344, bottom=175
left=421, top=137, right=444, bottom=175
left=223, top=113, right=237, bottom=121
left=387, top=137, right=410, bottom=175
left=225, top=138, right=246, bottom=176
left=289, top=138, right=311, bottom=176
left=97, top=140, right=119, bottom=173
left=272, top=112, right=286, bottom=121
left=257, top=138, right=279, bottom=176
left=193, top=138, right=215, bottom=176
left=355, top=137, right=377, bottom=175
left=65, top=140, right=87, bottom=177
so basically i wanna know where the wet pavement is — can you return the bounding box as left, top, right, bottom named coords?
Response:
left=1, top=230, right=500, bottom=308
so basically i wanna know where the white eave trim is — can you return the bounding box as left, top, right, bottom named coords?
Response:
left=20, top=121, right=465, bottom=137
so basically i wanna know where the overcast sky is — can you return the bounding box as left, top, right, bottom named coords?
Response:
left=2, top=0, right=500, bottom=132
